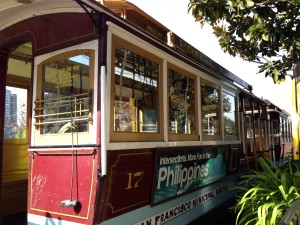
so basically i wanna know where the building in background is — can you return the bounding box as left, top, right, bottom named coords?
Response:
left=4, top=89, right=17, bottom=138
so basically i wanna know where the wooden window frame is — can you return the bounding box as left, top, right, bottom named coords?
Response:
left=110, top=35, right=164, bottom=142
left=4, top=75, right=30, bottom=145
left=200, top=79, right=221, bottom=141
left=222, top=88, right=239, bottom=141
left=34, top=49, right=95, bottom=146
left=168, top=63, right=199, bottom=141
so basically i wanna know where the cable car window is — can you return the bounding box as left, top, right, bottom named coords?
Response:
left=223, top=91, right=237, bottom=136
left=114, top=47, right=159, bottom=132
left=111, top=35, right=163, bottom=142
left=37, top=52, right=91, bottom=134
left=34, top=49, right=95, bottom=146
left=168, top=67, right=197, bottom=139
left=4, top=86, right=27, bottom=139
left=201, top=81, right=220, bottom=137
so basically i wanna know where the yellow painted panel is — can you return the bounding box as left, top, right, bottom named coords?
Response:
left=2, top=143, right=28, bottom=181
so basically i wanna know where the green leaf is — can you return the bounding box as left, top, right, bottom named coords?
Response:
left=231, top=157, right=300, bottom=225
left=212, top=26, right=225, bottom=37
left=279, top=185, right=287, bottom=200
left=270, top=203, right=285, bottom=224
left=262, top=33, right=269, bottom=41
left=246, top=0, right=254, bottom=7
left=189, top=0, right=299, bottom=82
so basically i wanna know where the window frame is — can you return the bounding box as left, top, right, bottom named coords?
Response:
left=167, top=63, right=199, bottom=141
left=200, top=79, right=222, bottom=141
left=222, top=88, right=238, bottom=140
left=4, top=75, right=30, bottom=145
left=33, top=48, right=96, bottom=146
left=110, top=35, right=164, bottom=142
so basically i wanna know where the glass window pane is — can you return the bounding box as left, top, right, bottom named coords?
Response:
left=201, top=83, right=220, bottom=135
left=169, top=69, right=196, bottom=134
left=38, top=52, right=92, bottom=134
left=223, top=91, right=236, bottom=136
left=273, top=120, right=279, bottom=144
left=114, top=46, right=160, bottom=133
left=4, top=86, right=27, bottom=139
left=284, top=119, right=288, bottom=140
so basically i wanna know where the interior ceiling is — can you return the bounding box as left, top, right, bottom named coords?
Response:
left=3, top=0, right=34, bottom=61
left=0, top=0, right=82, bottom=62
left=10, top=43, right=32, bottom=62
left=0, top=0, right=82, bottom=31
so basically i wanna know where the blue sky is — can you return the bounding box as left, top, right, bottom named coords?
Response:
left=128, top=0, right=293, bottom=114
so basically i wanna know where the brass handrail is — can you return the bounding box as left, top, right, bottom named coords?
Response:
left=34, top=91, right=92, bottom=128
left=34, top=92, right=89, bottom=104
left=34, top=109, right=89, bottom=118
left=34, top=117, right=90, bottom=126
left=34, top=100, right=88, bottom=111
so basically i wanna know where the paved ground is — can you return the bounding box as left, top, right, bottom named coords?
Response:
left=188, top=198, right=237, bottom=225
left=189, top=211, right=236, bottom=225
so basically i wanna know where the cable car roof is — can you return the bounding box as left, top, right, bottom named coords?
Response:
left=0, top=0, right=253, bottom=92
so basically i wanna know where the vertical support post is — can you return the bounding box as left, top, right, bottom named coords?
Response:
left=0, top=53, right=8, bottom=225
left=292, top=77, right=299, bottom=160
left=100, top=65, right=107, bottom=176
left=240, top=112, right=246, bottom=155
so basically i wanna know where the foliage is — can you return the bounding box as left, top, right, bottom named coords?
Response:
left=231, top=157, right=300, bottom=225
left=188, top=0, right=300, bottom=83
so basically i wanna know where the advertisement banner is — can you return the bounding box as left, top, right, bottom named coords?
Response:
left=152, top=145, right=229, bottom=204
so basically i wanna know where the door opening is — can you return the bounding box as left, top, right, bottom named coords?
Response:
left=1, top=42, right=32, bottom=223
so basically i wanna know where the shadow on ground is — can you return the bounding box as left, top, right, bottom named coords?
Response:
left=3, top=212, right=27, bottom=225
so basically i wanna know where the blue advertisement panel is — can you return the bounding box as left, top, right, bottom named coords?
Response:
left=152, top=145, right=229, bottom=205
